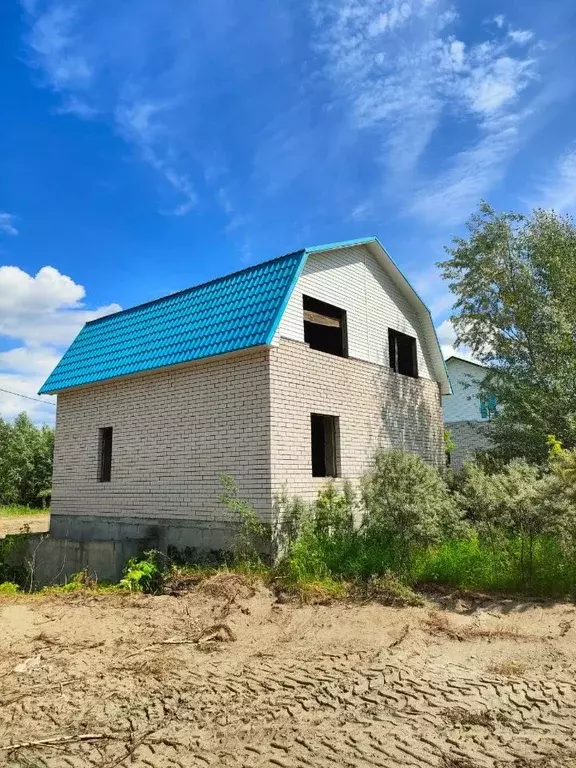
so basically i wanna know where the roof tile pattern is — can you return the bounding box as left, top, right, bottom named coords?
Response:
left=40, top=251, right=305, bottom=394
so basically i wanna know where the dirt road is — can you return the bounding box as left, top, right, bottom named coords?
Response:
left=1, top=575, right=576, bottom=767
left=0, top=514, right=49, bottom=538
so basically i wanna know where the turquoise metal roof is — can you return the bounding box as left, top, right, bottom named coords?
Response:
left=40, top=250, right=306, bottom=394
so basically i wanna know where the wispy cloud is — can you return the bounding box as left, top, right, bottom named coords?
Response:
left=21, top=0, right=199, bottom=217
left=312, top=0, right=546, bottom=226
left=533, top=146, right=576, bottom=213
left=435, top=317, right=476, bottom=360
left=0, top=213, right=19, bottom=236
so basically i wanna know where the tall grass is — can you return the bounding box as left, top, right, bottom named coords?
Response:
left=0, top=505, right=49, bottom=517
left=275, top=448, right=576, bottom=599
left=286, top=526, right=576, bottom=598
left=415, top=534, right=576, bottom=597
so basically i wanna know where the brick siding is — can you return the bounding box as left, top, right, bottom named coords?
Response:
left=446, top=420, right=492, bottom=469
left=52, top=340, right=445, bottom=530
left=51, top=348, right=273, bottom=524
left=269, top=339, right=444, bottom=504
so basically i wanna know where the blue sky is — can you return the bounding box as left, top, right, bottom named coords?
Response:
left=1, top=0, right=576, bottom=423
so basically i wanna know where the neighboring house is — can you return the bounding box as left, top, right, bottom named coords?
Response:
left=40, top=237, right=450, bottom=569
left=442, top=356, right=495, bottom=468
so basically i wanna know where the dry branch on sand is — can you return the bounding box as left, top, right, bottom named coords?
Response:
left=0, top=733, right=108, bottom=751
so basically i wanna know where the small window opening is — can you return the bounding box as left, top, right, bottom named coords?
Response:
left=480, top=395, right=497, bottom=420
left=98, top=427, right=113, bottom=482
left=311, top=414, right=339, bottom=477
left=303, top=295, right=347, bottom=357
left=388, top=329, right=418, bottom=378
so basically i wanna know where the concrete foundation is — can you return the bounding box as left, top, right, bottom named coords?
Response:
left=49, top=514, right=240, bottom=554
left=8, top=533, right=147, bottom=585
left=4, top=515, right=255, bottom=587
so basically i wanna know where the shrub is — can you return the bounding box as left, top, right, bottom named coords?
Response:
left=456, top=458, right=572, bottom=589
left=219, top=475, right=269, bottom=565
left=120, top=551, right=164, bottom=593
left=361, top=450, right=463, bottom=575
left=0, top=581, right=20, bottom=595
left=285, top=482, right=364, bottom=581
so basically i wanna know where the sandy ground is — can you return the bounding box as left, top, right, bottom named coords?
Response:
left=1, top=576, right=576, bottom=767
left=0, top=514, right=50, bottom=539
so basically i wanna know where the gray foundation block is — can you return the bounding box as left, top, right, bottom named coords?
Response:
left=49, top=514, right=241, bottom=552
left=9, top=533, right=147, bottom=585
left=4, top=515, right=269, bottom=586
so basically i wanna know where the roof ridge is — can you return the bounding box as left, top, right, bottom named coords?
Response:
left=86, top=249, right=305, bottom=327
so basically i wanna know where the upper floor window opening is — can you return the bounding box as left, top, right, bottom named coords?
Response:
left=388, top=328, right=418, bottom=378
left=303, top=295, right=348, bottom=358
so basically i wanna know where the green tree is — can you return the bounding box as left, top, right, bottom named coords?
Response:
left=439, top=202, right=576, bottom=461
left=0, top=412, right=54, bottom=507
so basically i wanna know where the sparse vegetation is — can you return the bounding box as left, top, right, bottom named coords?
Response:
left=0, top=505, right=48, bottom=517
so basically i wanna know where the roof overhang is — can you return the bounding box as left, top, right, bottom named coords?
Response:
left=304, top=237, right=452, bottom=395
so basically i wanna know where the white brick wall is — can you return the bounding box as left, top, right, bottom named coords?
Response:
left=442, top=358, right=487, bottom=422
left=446, top=420, right=492, bottom=469
left=52, top=349, right=273, bottom=524
left=53, top=340, right=445, bottom=529
left=269, top=339, right=444, bottom=504
left=51, top=246, right=446, bottom=534
left=276, top=245, right=435, bottom=380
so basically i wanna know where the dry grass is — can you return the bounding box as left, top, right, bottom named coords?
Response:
left=423, top=611, right=529, bottom=642
left=198, top=572, right=258, bottom=601
left=442, top=707, right=510, bottom=728
left=488, top=660, right=528, bottom=677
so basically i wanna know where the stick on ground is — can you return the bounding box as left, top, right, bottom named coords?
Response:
left=0, top=733, right=108, bottom=752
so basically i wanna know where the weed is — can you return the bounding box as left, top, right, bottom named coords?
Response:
left=274, top=576, right=349, bottom=604
left=219, top=475, right=269, bottom=565
left=0, top=581, right=20, bottom=595
left=120, top=551, right=165, bottom=594
left=442, top=707, right=509, bottom=727
left=364, top=571, right=426, bottom=607
left=488, top=660, right=528, bottom=677
left=423, top=611, right=465, bottom=641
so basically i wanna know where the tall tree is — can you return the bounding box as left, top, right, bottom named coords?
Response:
left=438, top=202, right=576, bottom=462
left=0, top=413, right=54, bottom=506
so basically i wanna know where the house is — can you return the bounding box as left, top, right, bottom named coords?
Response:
left=442, top=356, right=495, bottom=468
left=40, top=237, right=450, bottom=570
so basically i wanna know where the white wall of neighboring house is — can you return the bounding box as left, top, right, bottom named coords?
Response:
left=442, top=357, right=488, bottom=422
left=276, top=245, right=436, bottom=381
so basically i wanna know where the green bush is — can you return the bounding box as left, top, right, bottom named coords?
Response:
left=120, top=551, right=165, bottom=593
left=279, top=447, right=576, bottom=599
left=361, top=450, right=464, bottom=575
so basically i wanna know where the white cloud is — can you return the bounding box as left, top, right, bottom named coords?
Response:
left=493, top=14, right=505, bottom=29
left=0, top=213, right=19, bottom=236
left=508, top=28, right=534, bottom=45
left=533, top=146, right=576, bottom=213
left=435, top=318, right=476, bottom=361
left=115, top=100, right=197, bottom=216
left=27, top=3, right=92, bottom=90
left=0, top=264, right=121, bottom=422
left=312, top=0, right=542, bottom=225
left=410, top=265, right=455, bottom=317
left=21, top=1, right=198, bottom=217
left=0, top=265, right=84, bottom=313
left=368, top=1, right=413, bottom=36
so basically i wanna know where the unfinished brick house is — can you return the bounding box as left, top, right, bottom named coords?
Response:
left=40, top=238, right=451, bottom=560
